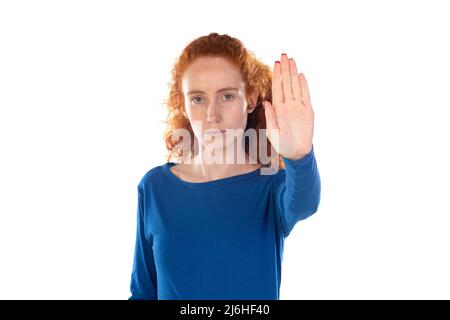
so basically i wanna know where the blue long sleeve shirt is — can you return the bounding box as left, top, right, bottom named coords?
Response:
left=129, top=145, right=321, bottom=300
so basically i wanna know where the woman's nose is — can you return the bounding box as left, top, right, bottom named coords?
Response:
left=206, top=103, right=221, bottom=123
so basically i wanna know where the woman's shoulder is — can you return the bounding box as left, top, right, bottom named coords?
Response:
left=137, top=162, right=169, bottom=189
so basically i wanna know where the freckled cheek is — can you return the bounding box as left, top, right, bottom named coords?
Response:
left=186, top=108, right=201, bottom=120
left=228, top=110, right=247, bottom=128
left=184, top=103, right=200, bottom=119
left=225, top=104, right=247, bottom=121
left=185, top=108, right=204, bottom=135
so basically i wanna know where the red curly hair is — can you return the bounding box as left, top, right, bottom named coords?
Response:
left=162, top=32, right=285, bottom=169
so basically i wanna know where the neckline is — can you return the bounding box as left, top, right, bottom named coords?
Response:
left=162, top=162, right=263, bottom=189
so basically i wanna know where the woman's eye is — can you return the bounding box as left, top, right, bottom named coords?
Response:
left=191, top=96, right=204, bottom=104
left=223, top=94, right=234, bottom=101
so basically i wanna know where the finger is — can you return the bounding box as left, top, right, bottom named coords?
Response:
left=281, top=53, right=294, bottom=101
left=299, top=73, right=311, bottom=107
left=272, top=61, right=283, bottom=108
left=289, top=58, right=302, bottom=102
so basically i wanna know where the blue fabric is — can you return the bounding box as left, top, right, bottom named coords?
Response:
left=129, top=145, right=321, bottom=300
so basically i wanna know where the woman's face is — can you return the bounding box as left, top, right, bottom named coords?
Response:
left=181, top=56, right=255, bottom=150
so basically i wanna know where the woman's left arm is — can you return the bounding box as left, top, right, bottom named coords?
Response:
left=271, top=145, right=321, bottom=237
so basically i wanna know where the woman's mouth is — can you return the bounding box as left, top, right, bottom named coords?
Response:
left=204, top=129, right=227, bottom=135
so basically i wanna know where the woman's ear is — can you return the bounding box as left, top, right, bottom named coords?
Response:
left=247, top=104, right=257, bottom=114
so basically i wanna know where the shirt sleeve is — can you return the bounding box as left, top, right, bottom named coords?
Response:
left=129, top=183, right=158, bottom=300
left=271, top=144, right=321, bottom=238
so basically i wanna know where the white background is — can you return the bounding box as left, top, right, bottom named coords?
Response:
left=1, top=0, right=449, bottom=299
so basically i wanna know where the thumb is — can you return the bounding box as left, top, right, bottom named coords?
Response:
left=263, top=101, right=279, bottom=139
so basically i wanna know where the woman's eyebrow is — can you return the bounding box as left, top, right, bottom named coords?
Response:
left=187, top=87, right=239, bottom=95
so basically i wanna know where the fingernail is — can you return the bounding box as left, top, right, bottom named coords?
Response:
left=275, top=61, right=280, bottom=64
left=281, top=53, right=287, bottom=56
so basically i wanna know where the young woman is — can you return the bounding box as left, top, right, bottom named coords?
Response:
left=129, top=33, right=321, bottom=300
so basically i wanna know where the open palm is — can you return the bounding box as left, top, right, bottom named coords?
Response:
left=263, top=53, right=315, bottom=160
